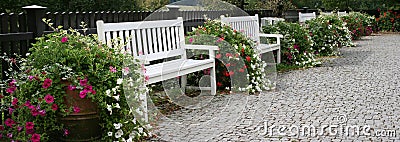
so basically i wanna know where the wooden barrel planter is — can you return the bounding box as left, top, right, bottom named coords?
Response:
left=58, top=81, right=101, bottom=141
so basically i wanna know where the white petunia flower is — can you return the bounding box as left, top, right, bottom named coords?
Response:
left=115, top=129, right=123, bottom=138
left=108, top=132, right=113, bottom=136
left=113, top=95, right=120, bottom=101
left=117, top=78, right=123, bottom=85
left=138, top=127, right=143, bottom=133
left=107, top=104, right=112, bottom=115
left=114, top=123, right=122, bottom=129
left=115, top=103, right=121, bottom=109
left=106, top=90, right=111, bottom=97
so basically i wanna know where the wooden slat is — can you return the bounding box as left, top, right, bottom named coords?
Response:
left=156, top=28, right=163, bottom=52
left=62, top=12, right=69, bottom=30
left=161, top=27, right=167, bottom=52
left=136, top=29, right=143, bottom=55
left=141, top=29, right=148, bottom=54
left=89, top=12, right=95, bottom=28
left=146, top=28, right=153, bottom=54
left=151, top=28, right=158, bottom=52
left=69, top=12, right=76, bottom=29
left=18, top=13, right=28, bottom=56
left=130, top=30, right=137, bottom=56
left=124, top=30, right=131, bottom=54
left=170, top=27, right=176, bottom=49
left=54, top=12, right=62, bottom=28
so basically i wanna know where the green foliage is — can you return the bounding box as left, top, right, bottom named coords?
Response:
left=306, top=14, right=353, bottom=56
left=376, top=10, right=400, bottom=32
left=293, top=0, right=399, bottom=10
left=341, top=12, right=375, bottom=39
left=263, top=22, right=320, bottom=67
left=0, top=20, right=148, bottom=141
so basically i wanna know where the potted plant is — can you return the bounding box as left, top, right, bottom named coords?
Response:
left=0, top=19, right=150, bottom=141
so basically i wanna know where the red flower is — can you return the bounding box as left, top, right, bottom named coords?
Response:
left=246, top=56, right=251, bottom=62
left=217, top=82, right=222, bottom=87
left=226, top=63, right=231, bottom=67
left=239, top=68, right=245, bottom=72
left=64, top=129, right=69, bottom=136
left=79, top=90, right=87, bottom=99
left=73, top=106, right=80, bottom=113
left=51, top=104, right=58, bottom=111
left=44, top=94, right=54, bottom=104
left=229, top=71, right=234, bottom=76
left=68, top=85, right=76, bottom=91
left=224, top=71, right=230, bottom=77
left=31, top=108, right=39, bottom=116
left=79, top=78, right=88, bottom=86
left=25, top=122, right=34, bottom=130
left=61, top=36, right=68, bottom=43
left=31, top=133, right=40, bottom=142
left=216, top=54, right=221, bottom=59
left=12, top=98, right=18, bottom=106
left=4, top=118, right=15, bottom=127
left=42, top=78, right=52, bottom=89
left=225, top=53, right=232, bottom=57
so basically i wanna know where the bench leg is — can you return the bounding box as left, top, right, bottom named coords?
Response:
left=211, top=66, right=216, bottom=95
left=181, top=75, right=187, bottom=92
left=277, top=48, right=281, bottom=64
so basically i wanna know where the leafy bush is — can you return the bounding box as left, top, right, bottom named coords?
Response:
left=341, top=12, right=375, bottom=39
left=376, top=10, right=400, bottom=32
left=263, top=22, right=320, bottom=67
left=0, top=21, right=149, bottom=141
left=306, top=14, right=353, bottom=56
left=187, top=19, right=272, bottom=93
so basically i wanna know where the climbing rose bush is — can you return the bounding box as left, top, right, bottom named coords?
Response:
left=187, top=19, right=272, bottom=93
left=376, top=10, right=400, bottom=32
left=263, top=21, right=320, bottom=67
left=306, top=14, right=353, bottom=56
left=341, top=12, right=375, bottom=39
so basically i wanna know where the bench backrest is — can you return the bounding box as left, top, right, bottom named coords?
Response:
left=320, top=11, right=333, bottom=16
left=338, top=11, right=348, bottom=17
left=260, top=17, right=285, bottom=27
left=97, top=17, right=186, bottom=62
left=298, top=12, right=316, bottom=23
left=220, top=14, right=260, bottom=43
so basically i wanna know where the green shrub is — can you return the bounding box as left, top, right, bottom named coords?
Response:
left=341, top=12, right=375, bottom=39
left=376, top=10, right=400, bottom=32
left=263, top=22, right=320, bottom=67
left=307, top=14, right=353, bottom=56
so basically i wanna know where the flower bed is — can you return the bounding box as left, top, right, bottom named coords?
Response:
left=0, top=21, right=149, bottom=141
left=263, top=21, right=320, bottom=67
left=306, top=14, right=353, bottom=56
left=187, top=19, right=271, bottom=93
left=376, top=10, right=400, bottom=32
left=341, top=12, right=375, bottom=39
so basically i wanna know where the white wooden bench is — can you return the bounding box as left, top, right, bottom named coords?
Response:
left=220, top=14, right=282, bottom=63
left=338, top=11, right=348, bottom=17
left=260, top=17, right=285, bottom=27
left=298, top=12, right=316, bottom=23
left=319, top=11, right=333, bottom=16
left=96, top=17, right=218, bottom=121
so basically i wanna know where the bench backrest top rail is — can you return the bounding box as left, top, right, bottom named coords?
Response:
left=97, top=17, right=186, bottom=62
left=220, top=14, right=260, bottom=42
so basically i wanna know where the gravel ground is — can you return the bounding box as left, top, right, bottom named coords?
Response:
left=149, top=34, right=400, bottom=142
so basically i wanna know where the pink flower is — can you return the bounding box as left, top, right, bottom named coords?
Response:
left=91, top=90, right=96, bottom=95
left=8, top=107, right=14, bottom=114
left=17, top=126, right=23, bottom=132
left=64, top=129, right=69, bottom=136
left=85, top=85, right=93, bottom=91
left=109, top=66, right=117, bottom=73
left=79, top=90, right=87, bottom=99
left=0, top=125, right=4, bottom=131
left=73, top=106, right=80, bottom=113
left=31, top=133, right=40, bottom=142
left=26, top=128, right=34, bottom=134
left=293, top=44, right=300, bottom=50
left=28, top=76, right=34, bottom=81
left=6, top=133, right=12, bottom=138
left=12, top=98, right=18, bottom=106
left=31, top=108, right=39, bottom=116
left=42, top=78, right=52, bottom=89
left=68, top=85, right=76, bottom=91
left=61, top=36, right=68, bottom=43
left=25, top=122, right=34, bottom=130
left=189, top=38, right=194, bottom=43
left=145, top=75, right=150, bottom=82
left=79, top=78, right=88, bottom=86
left=39, top=110, right=46, bottom=116
left=44, top=94, right=54, bottom=104
left=51, top=104, right=58, bottom=111
left=5, top=118, right=15, bottom=127
left=216, top=54, right=221, bottom=59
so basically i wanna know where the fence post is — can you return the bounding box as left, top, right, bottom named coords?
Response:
left=22, top=5, right=47, bottom=39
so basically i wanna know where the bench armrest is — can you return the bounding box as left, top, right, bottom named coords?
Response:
left=184, top=45, right=219, bottom=51
left=259, top=33, right=283, bottom=38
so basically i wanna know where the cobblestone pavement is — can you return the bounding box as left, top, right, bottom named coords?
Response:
left=149, top=34, right=400, bottom=142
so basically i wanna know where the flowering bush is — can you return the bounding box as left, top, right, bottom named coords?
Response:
left=0, top=20, right=149, bottom=141
left=376, top=10, right=400, bottom=32
left=263, top=21, right=320, bottom=67
left=306, top=14, right=353, bottom=56
left=341, top=12, right=375, bottom=39
left=187, top=19, right=272, bottom=93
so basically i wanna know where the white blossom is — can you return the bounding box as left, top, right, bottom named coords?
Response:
left=108, top=132, right=113, bottom=136
left=115, top=129, right=124, bottom=138
left=117, top=78, right=123, bottom=84
left=114, top=123, right=122, bottom=129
